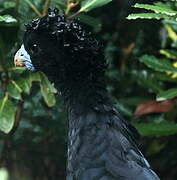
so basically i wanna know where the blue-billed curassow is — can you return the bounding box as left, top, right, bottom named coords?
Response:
left=14, top=8, right=160, bottom=180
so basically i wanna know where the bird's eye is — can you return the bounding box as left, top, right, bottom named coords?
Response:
left=30, top=44, right=40, bottom=54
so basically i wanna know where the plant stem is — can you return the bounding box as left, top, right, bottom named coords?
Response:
left=24, top=0, right=42, bottom=17
left=10, top=99, right=24, bottom=136
left=68, top=10, right=80, bottom=19
left=43, top=0, right=52, bottom=16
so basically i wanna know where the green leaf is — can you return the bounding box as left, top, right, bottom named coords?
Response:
left=39, top=72, right=57, bottom=107
left=139, top=55, right=177, bottom=73
left=0, top=95, right=16, bottom=133
left=4, top=1, right=16, bottom=9
left=156, top=88, right=177, bottom=101
left=127, top=13, right=168, bottom=20
left=77, top=14, right=101, bottom=32
left=30, top=72, right=41, bottom=82
left=163, top=19, right=177, bottom=26
left=16, top=77, right=32, bottom=94
left=155, top=72, right=177, bottom=82
left=115, top=103, right=132, bottom=117
left=131, top=70, right=163, bottom=93
left=0, top=15, right=17, bottom=24
left=160, top=49, right=177, bottom=59
left=7, top=80, right=22, bottom=100
left=9, top=67, right=27, bottom=73
left=133, top=3, right=177, bottom=16
left=135, top=122, right=177, bottom=136
left=79, top=0, right=112, bottom=12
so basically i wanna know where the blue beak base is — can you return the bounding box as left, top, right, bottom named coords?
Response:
left=14, top=45, right=36, bottom=71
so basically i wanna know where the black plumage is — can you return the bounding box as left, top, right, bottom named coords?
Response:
left=15, top=8, right=160, bottom=180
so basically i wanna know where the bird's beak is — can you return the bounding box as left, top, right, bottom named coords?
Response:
left=14, top=44, right=35, bottom=71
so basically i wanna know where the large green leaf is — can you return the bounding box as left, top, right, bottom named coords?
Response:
left=135, top=122, right=177, bottom=136
left=7, top=80, right=22, bottom=100
left=139, top=55, right=177, bottom=73
left=157, top=88, right=177, bottom=101
left=39, top=72, right=57, bottom=107
left=133, top=3, right=177, bottom=16
left=79, top=0, right=112, bottom=12
left=0, top=15, right=17, bottom=24
left=127, top=13, right=168, bottom=20
left=0, top=95, right=16, bottom=133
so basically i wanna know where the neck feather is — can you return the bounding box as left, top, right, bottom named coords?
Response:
left=53, top=75, right=110, bottom=114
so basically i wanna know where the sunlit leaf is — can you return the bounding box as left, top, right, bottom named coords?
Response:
left=164, top=24, right=177, bottom=41
left=133, top=3, right=177, bottom=16
left=0, top=95, right=16, bottom=133
left=127, top=13, right=168, bottom=20
left=0, top=15, right=17, bottom=24
left=157, top=88, right=177, bottom=101
left=79, top=0, right=112, bottom=12
left=160, top=49, right=177, bottom=59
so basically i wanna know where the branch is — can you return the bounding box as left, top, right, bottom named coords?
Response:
left=68, top=10, right=80, bottom=19
left=10, top=98, right=24, bottom=136
left=43, top=0, right=51, bottom=16
left=24, top=0, right=42, bottom=17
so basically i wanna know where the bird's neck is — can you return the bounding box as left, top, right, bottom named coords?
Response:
left=54, top=77, right=111, bottom=114
left=44, top=36, right=109, bottom=113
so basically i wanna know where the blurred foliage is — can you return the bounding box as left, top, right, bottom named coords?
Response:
left=0, top=0, right=177, bottom=179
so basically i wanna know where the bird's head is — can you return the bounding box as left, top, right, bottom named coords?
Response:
left=14, top=8, right=106, bottom=86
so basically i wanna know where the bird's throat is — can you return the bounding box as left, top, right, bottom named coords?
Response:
left=53, top=77, right=109, bottom=114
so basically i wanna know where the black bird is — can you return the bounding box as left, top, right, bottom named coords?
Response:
left=14, top=8, right=160, bottom=180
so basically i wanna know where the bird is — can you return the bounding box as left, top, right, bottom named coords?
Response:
left=14, top=8, right=160, bottom=180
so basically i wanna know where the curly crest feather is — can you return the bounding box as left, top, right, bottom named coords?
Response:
left=23, top=8, right=107, bottom=108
